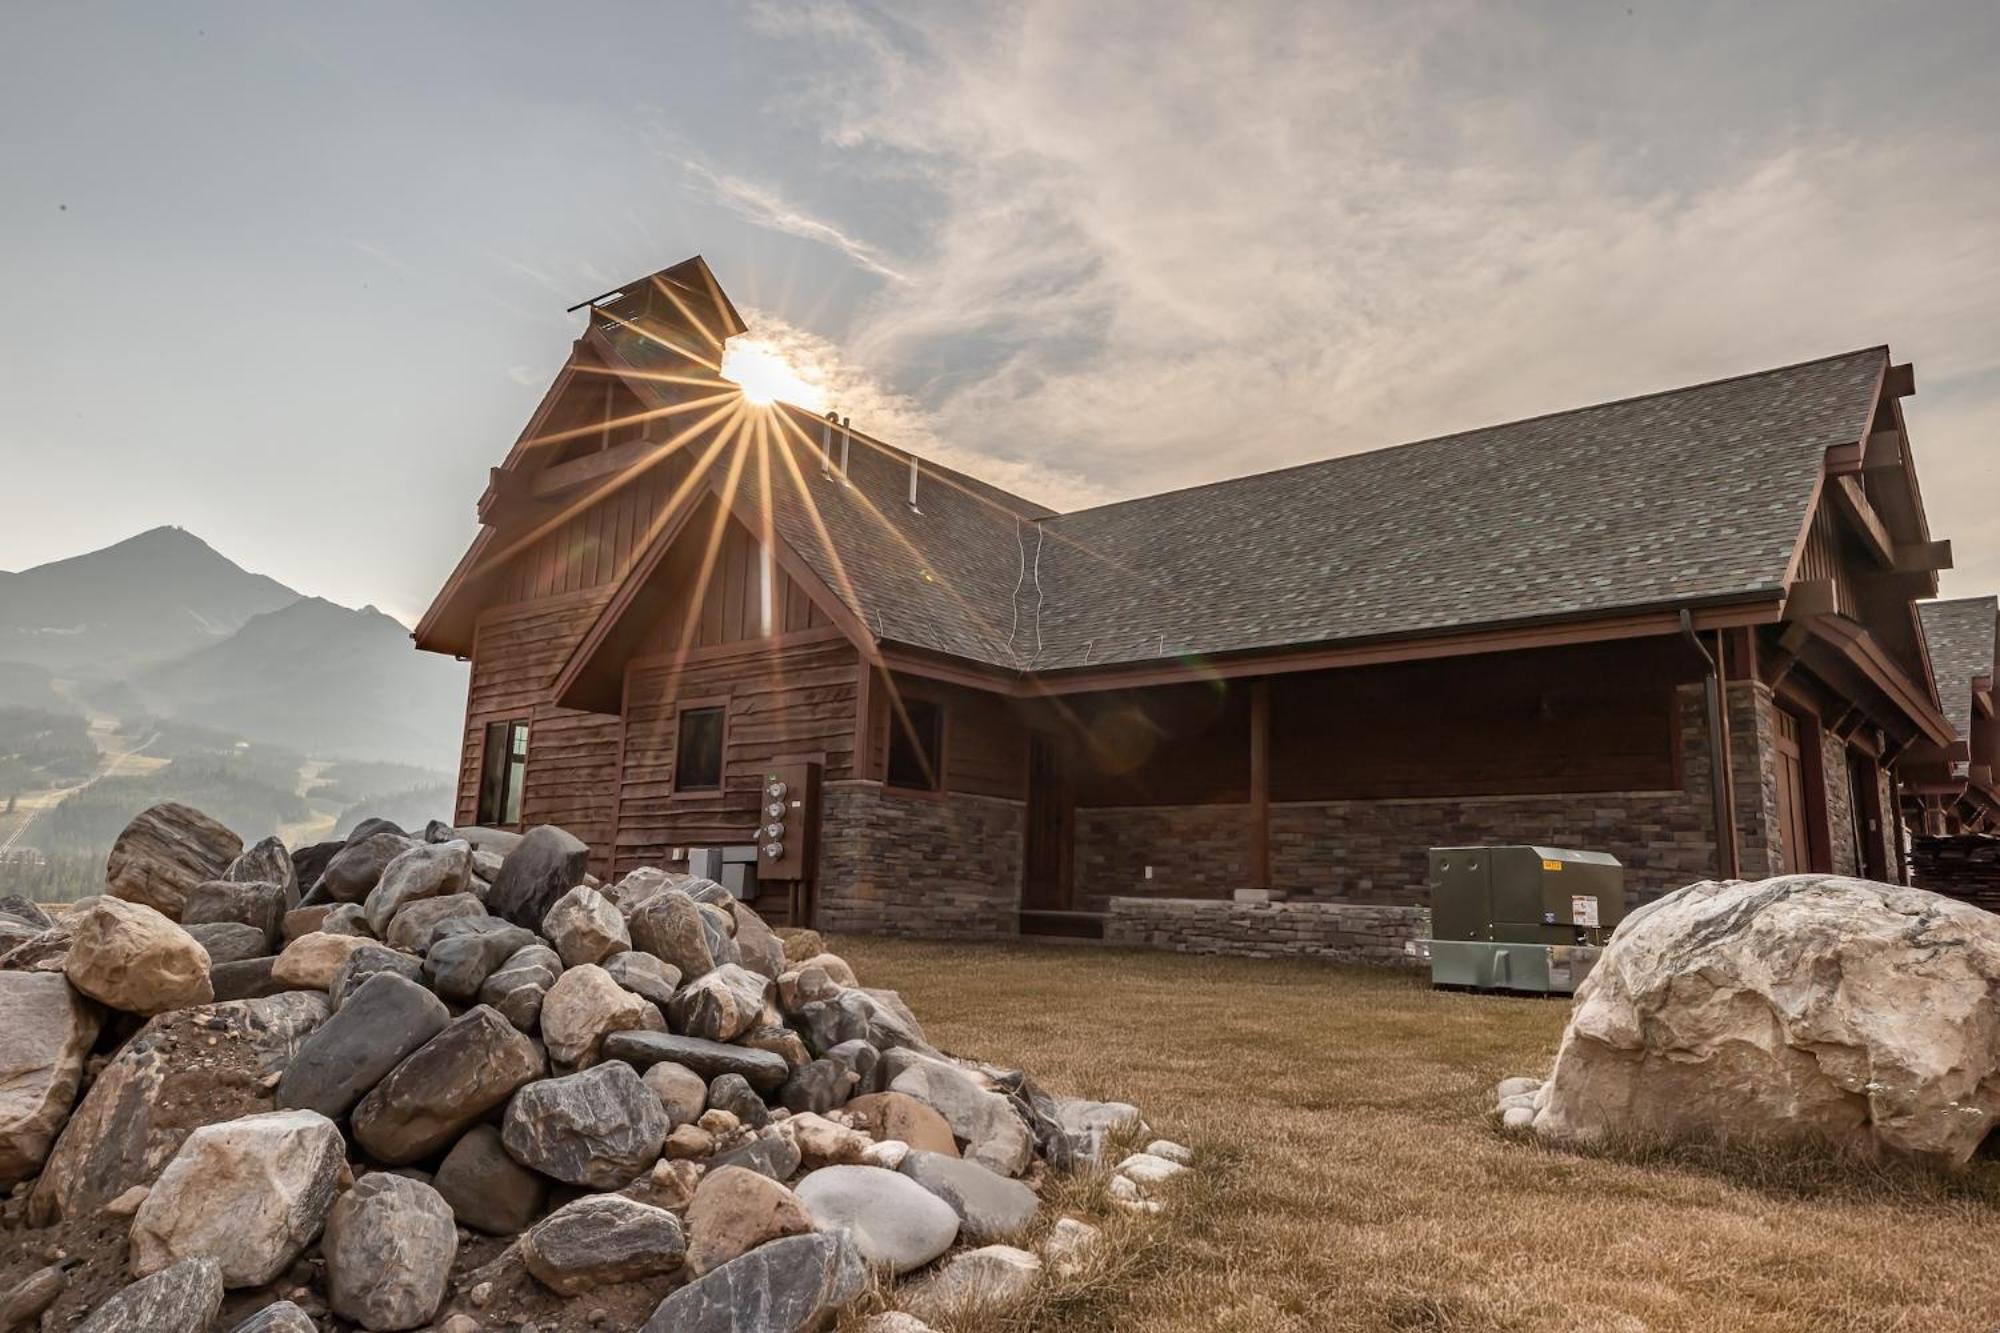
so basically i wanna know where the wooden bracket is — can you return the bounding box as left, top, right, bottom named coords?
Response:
left=1884, top=362, right=1916, bottom=398
left=1782, top=579, right=1839, bottom=621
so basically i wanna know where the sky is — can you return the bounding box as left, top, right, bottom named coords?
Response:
left=2, top=1, right=1997, bottom=626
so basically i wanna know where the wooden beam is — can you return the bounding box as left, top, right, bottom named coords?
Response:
left=1831, top=476, right=1895, bottom=566
left=532, top=436, right=661, bottom=499
left=1892, top=539, right=1953, bottom=574
left=1782, top=579, right=1839, bottom=621
left=1250, top=679, right=1271, bottom=891
left=1823, top=441, right=1864, bottom=476
left=1763, top=621, right=1813, bottom=689
left=1884, top=362, right=1916, bottom=398
left=1862, top=429, right=1904, bottom=471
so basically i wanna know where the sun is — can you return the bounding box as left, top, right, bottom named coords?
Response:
left=721, top=337, right=826, bottom=410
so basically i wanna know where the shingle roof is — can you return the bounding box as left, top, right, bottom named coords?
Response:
left=1917, top=596, right=1998, bottom=752
left=605, top=330, right=1889, bottom=676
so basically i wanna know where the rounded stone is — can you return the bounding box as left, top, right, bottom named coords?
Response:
left=794, top=1165, right=960, bottom=1274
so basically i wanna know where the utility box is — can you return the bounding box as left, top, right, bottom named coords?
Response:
left=1424, top=845, right=1624, bottom=994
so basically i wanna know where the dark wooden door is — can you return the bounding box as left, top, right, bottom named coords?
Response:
left=1022, top=732, right=1072, bottom=912
left=1848, top=752, right=1886, bottom=881
left=1774, top=709, right=1812, bottom=875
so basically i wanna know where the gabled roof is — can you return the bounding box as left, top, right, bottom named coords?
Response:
left=1918, top=595, right=1998, bottom=754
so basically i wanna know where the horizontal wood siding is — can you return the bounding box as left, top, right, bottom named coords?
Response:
left=616, top=637, right=860, bottom=871
left=460, top=590, right=622, bottom=871
left=869, top=672, right=1030, bottom=800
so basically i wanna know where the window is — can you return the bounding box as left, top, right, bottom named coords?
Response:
left=675, top=705, right=726, bottom=792
left=887, top=698, right=944, bottom=791
left=477, top=720, right=529, bottom=825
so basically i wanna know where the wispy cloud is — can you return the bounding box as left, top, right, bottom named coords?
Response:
left=673, top=156, right=909, bottom=284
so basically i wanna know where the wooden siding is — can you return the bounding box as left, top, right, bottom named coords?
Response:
left=868, top=671, right=1030, bottom=800
left=629, top=503, right=833, bottom=657
left=615, top=637, right=861, bottom=871
left=1797, top=499, right=1860, bottom=620
left=459, top=590, right=622, bottom=872
left=488, top=464, right=685, bottom=606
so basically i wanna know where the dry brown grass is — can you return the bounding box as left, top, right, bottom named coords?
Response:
left=832, top=936, right=2000, bottom=1333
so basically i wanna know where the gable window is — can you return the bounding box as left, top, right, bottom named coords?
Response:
left=887, top=698, right=944, bottom=791
left=676, top=705, right=726, bottom=792
left=477, top=720, right=529, bottom=825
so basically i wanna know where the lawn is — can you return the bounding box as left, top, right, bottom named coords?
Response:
left=832, top=936, right=2000, bottom=1333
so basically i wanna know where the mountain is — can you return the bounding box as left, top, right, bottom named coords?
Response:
left=0, top=527, right=301, bottom=677
left=133, top=597, right=466, bottom=771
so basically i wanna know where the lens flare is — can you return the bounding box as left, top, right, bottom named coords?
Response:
left=721, top=338, right=825, bottom=410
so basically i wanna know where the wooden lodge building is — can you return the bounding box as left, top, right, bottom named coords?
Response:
left=1908, top=596, right=2000, bottom=835
left=415, top=256, right=1962, bottom=954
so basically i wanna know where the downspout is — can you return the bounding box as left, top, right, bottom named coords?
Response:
left=1681, top=611, right=1741, bottom=879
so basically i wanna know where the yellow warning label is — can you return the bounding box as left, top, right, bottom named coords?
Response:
left=1542, top=859, right=1563, bottom=872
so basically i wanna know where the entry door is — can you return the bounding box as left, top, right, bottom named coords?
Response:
left=1848, top=753, right=1886, bottom=881
left=1773, top=709, right=1813, bottom=875
left=1022, top=732, right=1073, bottom=912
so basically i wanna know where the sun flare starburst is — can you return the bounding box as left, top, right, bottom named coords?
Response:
left=721, top=337, right=826, bottom=410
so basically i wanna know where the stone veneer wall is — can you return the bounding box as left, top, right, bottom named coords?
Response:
left=814, top=780, right=1023, bottom=939
left=1076, top=683, right=1787, bottom=908
left=1103, top=897, right=1430, bottom=968
left=1822, top=727, right=1859, bottom=877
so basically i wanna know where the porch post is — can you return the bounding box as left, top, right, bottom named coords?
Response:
left=1250, top=678, right=1271, bottom=890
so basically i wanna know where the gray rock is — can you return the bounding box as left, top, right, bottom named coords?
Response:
left=542, top=884, right=630, bottom=967
left=328, top=942, right=426, bottom=1009
left=423, top=918, right=536, bottom=1003
left=384, top=892, right=485, bottom=953
left=797, top=989, right=928, bottom=1056
left=478, top=942, right=563, bottom=1031
left=780, top=1058, right=854, bottom=1117
left=181, top=879, right=287, bottom=947
left=708, top=1072, right=770, bottom=1128
left=629, top=888, right=740, bottom=979
left=826, top=1039, right=881, bottom=1094
left=104, top=801, right=241, bottom=920
left=347, top=817, right=408, bottom=844
left=289, top=840, right=344, bottom=902
left=484, top=824, right=589, bottom=930
left=76, top=1257, right=222, bottom=1333
left=602, top=1030, right=791, bottom=1091
left=320, top=832, right=415, bottom=903
left=730, top=901, right=786, bottom=978
left=227, top=1300, right=317, bottom=1333
left=0, top=895, right=53, bottom=931
left=607, top=865, right=677, bottom=916
left=541, top=962, right=663, bottom=1068
left=904, top=1244, right=1041, bottom=1319
left=364, top=841, right=473, bottom=934
left=522, top=1194, right=686, bottom=1296
left=501, top=1061, right=670, bottom=1188
left=0, top=971, right=102, bottom=1189
left=640, top=1232, right=865, bottom=1333
left=423, top=819, right=457, bottom=843
left=603, top=949, right=681, bottom=1007
left=708, top=1132, right=801, bottom=1182
left=184, top=920, right=271, bottom=965
left=1050, top=1097, right=1143, bottom=1169
left=795, top=1164, right=959, bottom=1274
left=891, top=1061, right=1034, bottom=1177
left=278, top=972, right=451, bottom=1119
left=323, top=1173, right=457, bottom=1332
left=225, top=835, right=298, bottom=902
left=434, top=1122, right=547, bottom=1234
left=898, top=1150, right=1039, bottom=1242
left=319, top=902, right=375, bottom=937
left=208, top=956, right=283, bottom=1002
left=130, top=1108, right=346, bottom=1287
left=352, top=1005, right=546, bottom=1165
left=668, top=963, right=771, bottom=1043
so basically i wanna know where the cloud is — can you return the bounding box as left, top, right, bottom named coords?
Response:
left=736, top=0, right=2000, bottom=580
left=672, top=155, right=910, bottom=284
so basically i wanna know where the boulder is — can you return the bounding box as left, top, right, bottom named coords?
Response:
left=542, top=884, right=630, bottom=967
left=320, top=902, right=376, bottom=937
left=279, top=901, right=333, bottom=940
left=1051, top=1097, right=1143, bottom=1169
left=225, top=835, right=298, bottom=900
left=130, top=1108, right=345, bottom=1287
left=608, top=865, right=677, bottom=916
left=363, top=841, right=474, bottom=934
left=0, top=894, right=53, bottom=932
left=328, top=942, right=426, bottom=1009
left=484, top=824, right=590, bottom=930
left=289, top=839, right=344, bottom=901
left=348, top=817, right=408, bottom=843
left=270, top=930, right=371, bottom=990
left=603, top=948, right=681, bottom=1007
left=541, top=962, right=661, bottom=1068
left=29, top=991, right=329, bottom=1223
left=64, top=896, right=213, bottom=1014
left=826, top=1038, right=882, bottom=1094
left=277, top=972, right=451, bottom=1119
left=104, top=802, right=241, bottom=919
left=319, top=832, right=414, bottom=903
left=707, top=1072, right=770, bottom=1128
left=478, top=942, right=563, bottom=1031
left=890, top=1061, right=1034, bottom=1177
left=845, top=1092, right=958, bottom=1158
left=904, top=1245, right=1041, bottom=1319
left=601, top=1029, right=790, bottom=1091
left=522, top=1194, right=687, bottom=1295
left=778, top=928, right=825, bottom=963
left=181, top=879, right=287, bottom=948
left=208, top=956, right=283, bottom=1001
left=227, top=1301, right=317, bottom=1333
left=422, top=918, right=536, bottom=1003
left=640, top=1231, right=865, bottom=1333
left=794, top=1164, right=959, bottom=1274
left=643, top=1060, right=710, bottom=1128
left=730, top=901, right=786, bottom=979
left=777, top=965, right=842, bottom=1014
left=75, top=1257, right=223, bottom=1333
left=741, top=1023, right=813, bottom=1070
left=668, top=963, right=770, bottom=1043
left=1117, top=1150, right=1189, bottom=1189
left=628, top=889, right=718, bottom=978
left=1042, top=1215, right=1103, bottom=1278
left=1531, top=875, right=2000, bottom=1166
left=898, top=1150, right=1039, bottom=1242
left=4, top=1266, right=68, bottom=1325
left=351, top=1005, right=545, bottom=1164
left=683, top=1165, right=814, bottom=1276
left=383, top=892, right=485, bottom=952
left=184, top=920, right=271, bottom=965
left=787, top=1112, right=872, bottom=1169
left=0, top=971, right=103, bottom=1187
left=433, top=1123, right=546, bottom=1234
left=797, top=951, right=858, bottom=987
left=779, top=1058, right=854, bottom=1117
left=323, top=1173, right=457, bottom=1332
left=501, top=1060, right=670, bottom=1188
left=708, top=1131, right=801, bottom=1182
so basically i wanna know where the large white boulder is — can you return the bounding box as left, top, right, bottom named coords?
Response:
left=0, top=972, right=103, bottom=1187
left=1532, top=875, right=2000, bottom=1165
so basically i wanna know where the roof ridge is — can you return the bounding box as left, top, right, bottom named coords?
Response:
left=1041, top=345, right=1891, bottom=526
left=1920, top=594, right=1999, bottom=610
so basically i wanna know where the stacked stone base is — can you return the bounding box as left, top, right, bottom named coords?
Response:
left=1103, top=897, right=1430, bottom=968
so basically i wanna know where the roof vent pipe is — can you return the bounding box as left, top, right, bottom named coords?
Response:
left=907, top=456, right=921, bottom=512
left=839, top=417, right=852, bottom=478
left=820, top=411, right=837, bottom=478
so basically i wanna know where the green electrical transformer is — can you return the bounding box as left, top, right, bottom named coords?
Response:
left=1422, top=845, right=1626, bottom=994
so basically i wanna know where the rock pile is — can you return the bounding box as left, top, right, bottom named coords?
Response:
left=0, top=804, right=1183, bottom=1331
left=1494, top=874, right=2000, bottom=1167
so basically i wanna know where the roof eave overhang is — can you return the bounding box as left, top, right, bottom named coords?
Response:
left=1802, top=615, right=1957, bottom=746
